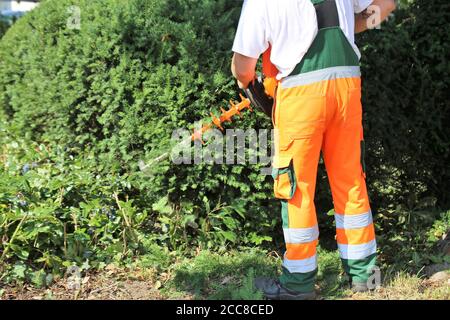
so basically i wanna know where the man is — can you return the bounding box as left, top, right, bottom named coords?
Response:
left=231, top=0, right=396, bottom=300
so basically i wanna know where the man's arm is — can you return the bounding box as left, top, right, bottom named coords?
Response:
left=355, top=0, right=396, bottom=33
left=231, top=53, right=258, bottom=89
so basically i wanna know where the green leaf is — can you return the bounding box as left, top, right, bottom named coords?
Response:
left=152, top=196, right=172, bottom=214
left=9, top=244, right=30, bottom=260
left=220, top=231, right=237, bottom=243
left=12, top=263, right=27, bottom=280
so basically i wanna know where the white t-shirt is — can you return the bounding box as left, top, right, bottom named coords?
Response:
left=232, top=0, right=374, bottom=79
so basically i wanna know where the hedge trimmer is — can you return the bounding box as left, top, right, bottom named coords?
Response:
left=190, top=94, right=253, bottom=143
left=139, top=47, right=278, bottom=171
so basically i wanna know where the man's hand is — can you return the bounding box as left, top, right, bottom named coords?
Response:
left=355, top=0, right=396, bottom=33
left=231, top=53, right=258, bottom=89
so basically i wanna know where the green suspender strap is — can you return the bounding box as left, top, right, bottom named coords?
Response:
left=290, top=0, right=359, bottom=76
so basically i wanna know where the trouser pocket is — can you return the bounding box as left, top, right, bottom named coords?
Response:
left=272, top=156, right=296, bottom=200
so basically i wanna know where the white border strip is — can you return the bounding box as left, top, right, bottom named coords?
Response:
left=281, top=66, right=361, bottom=88
left=283, top=225, right=319, bottom=244
left=335, top=211, right=373, bottom=229
left=283, top=254, right=318, bottom=273
left=338, top=240, right=377, bottom=260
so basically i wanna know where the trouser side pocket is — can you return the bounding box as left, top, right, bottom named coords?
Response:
left=272, top=157, right=296, bottom=200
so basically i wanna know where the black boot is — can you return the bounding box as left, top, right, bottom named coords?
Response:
left=254, top=277, right=316, bottom=300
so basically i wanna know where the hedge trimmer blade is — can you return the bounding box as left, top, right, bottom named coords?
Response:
left=191, top=94, right=252, bottom=143
left=139, top=95, right=252, bottom=171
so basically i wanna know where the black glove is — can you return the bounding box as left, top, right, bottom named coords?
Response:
left=244, top=77, right=273, bottom=118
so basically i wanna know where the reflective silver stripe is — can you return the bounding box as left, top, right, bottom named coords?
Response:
left=338, top=240, right=377, bottom=260
left=283, top=225, right=319, bottom=244
left=283, top=253, right=317, bottom=273
left=335, top=211, right=373, bottom=230
left=281, top=66, right=361, bottom=88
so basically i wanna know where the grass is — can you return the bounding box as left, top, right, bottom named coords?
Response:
left=1, top=247, right=448, bottom=300
left=352, top=272, right=450, bottom=300
left=132, top=247, right=449, bottom=300
left=168, top=249, right=278, bottom=300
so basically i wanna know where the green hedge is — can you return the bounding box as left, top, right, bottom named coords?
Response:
left=0, top=0, right=276, bottom=253
left=0, top=0, right=449, bottom=278
left=359, top=0, right=450, bottom=208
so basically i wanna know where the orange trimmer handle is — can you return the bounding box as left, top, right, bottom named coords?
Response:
left=262, top=45, right=279, bottom=79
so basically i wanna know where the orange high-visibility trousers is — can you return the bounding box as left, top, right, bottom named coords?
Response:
left=272, top=74, right=376, bottom=293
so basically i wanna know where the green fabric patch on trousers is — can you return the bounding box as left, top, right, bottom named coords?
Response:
left=281, top=200, right=289, bottom=229
left=274, top=161, right=296, bottom=229
left=279, top=266, right=317, bottom=293
left=272, top=160, right=297, bottom=200
left=341, top=253, right=377, bottom=283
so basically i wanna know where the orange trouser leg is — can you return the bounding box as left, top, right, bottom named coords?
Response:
left=273, top=77, right=377, bottom=289
left=321, top=77, right=377, bottom=283
left=273, top=80, right=329, bottom=292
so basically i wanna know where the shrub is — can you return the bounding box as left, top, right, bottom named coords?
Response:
left=358, top=0, right=450, bottom=210
left=0, top=0, right=276, bottom=261
left=0, top=0, right=448, bottom=281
